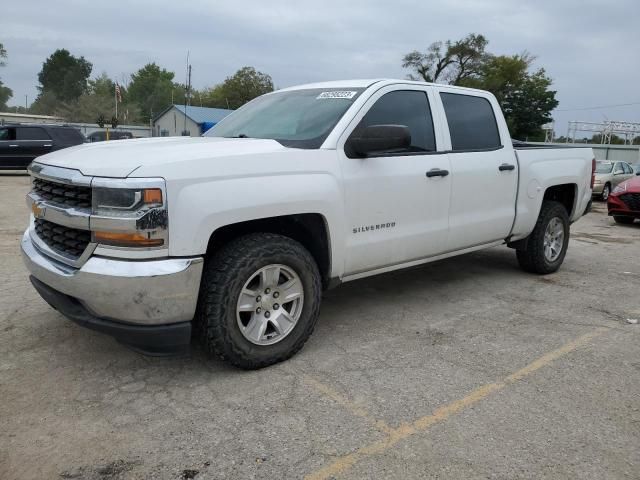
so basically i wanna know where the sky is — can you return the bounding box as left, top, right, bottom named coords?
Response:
left=2, top=0, right=639, bottom=138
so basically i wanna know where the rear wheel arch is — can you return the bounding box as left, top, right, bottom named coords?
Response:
left=543, top=183, right=577, bottom=217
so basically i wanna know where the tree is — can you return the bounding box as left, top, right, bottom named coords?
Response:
left=127, top=63, right=176, bottom=120
left=215, top=67, right=274, bottom=109
left=89, top=72, right=116, bottom=97
left=0, top=83, right=11, bottom=110
left=0, top=42, right=12, bottom=110
left=469, top=54, right=558, bottom=139
left=402, top=35, right=558, bottom=139
left=402, top=34, right=488, bottom=84
left=37, top=49, right=92, bottom=102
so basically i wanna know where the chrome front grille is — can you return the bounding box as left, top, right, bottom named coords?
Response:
left=34, top=218, right=91, bottom=259
left=32, top=177, right=92, bottom=209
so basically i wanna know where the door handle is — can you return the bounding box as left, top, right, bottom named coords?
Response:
left=9, top=144, right=19, bottom=148
left=426, top=168, right=449, bottom=178
left=43, top=144, right=52, bottom=147
left=499, top=163, right=515, bottom=171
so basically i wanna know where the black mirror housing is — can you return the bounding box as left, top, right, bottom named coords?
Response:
left=349, top=125, right=411, bottom=157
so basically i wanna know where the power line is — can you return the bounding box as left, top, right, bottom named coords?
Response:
left=555, top=101, right=640, bottom=112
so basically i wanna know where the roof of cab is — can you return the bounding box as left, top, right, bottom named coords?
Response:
left=277, top=78, right=491, bottom=96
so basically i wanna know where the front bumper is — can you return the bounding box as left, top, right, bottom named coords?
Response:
left=607, top=194, right=640, bottom=217
left=21, top=231, right=203, bottom=352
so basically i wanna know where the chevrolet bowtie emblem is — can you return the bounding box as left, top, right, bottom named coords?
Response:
left=31, top=202, right=45, bottom=218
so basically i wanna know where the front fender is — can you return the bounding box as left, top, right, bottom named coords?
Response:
left=168, top=172, right=346, bottom=278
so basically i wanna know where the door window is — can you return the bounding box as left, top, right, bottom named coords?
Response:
left=440, top=93, right=501, bottom=151
left=350, top=90, right=436, bottom=154
left=613, top=163, right=624, bottom=174
left=0, top=127, right=16, bottom=140
left=16, top=127, right=50, bottom=141
left=623, top=163, right=633, bottom=174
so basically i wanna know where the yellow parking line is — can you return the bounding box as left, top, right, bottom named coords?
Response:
left=302, top=374, right=393, bottom=435
left=305, top=327, right=607, bottom=480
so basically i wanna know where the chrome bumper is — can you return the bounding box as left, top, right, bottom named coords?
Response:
left=21, top=230, right=203, bottom=325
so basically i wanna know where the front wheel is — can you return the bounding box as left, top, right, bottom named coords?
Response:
left=516, top=201, right=570, bottom=274
left=601, top=184, right=610, bottom=201
left=195, top=233, right=322, bottom=369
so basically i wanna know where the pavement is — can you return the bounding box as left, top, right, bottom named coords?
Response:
left=1, top=173, right=639, bottom=480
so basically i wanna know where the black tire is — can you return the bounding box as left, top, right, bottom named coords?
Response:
left=195, top=233, right=322, bottom=369
left=613, top=215, right=635, bottom=224
left=516, top=201, right=570, bottom=274
left=601, top=183, right=611, bottom=201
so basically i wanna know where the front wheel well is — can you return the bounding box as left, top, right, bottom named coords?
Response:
left=543, top=184, right=576, bottom=217
left=205, top=214, right=332, bottom=288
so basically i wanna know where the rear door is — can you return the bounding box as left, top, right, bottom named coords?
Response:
left=436, top=90, right=518, bottom=251
left=15, top=127, right=52, bottom=167
left=338, top=86, right=451, bottom=275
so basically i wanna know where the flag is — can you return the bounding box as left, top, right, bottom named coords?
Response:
left=115, top=83, right=122, bottom=103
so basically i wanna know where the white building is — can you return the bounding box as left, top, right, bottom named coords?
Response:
left=0, top=112, right=64, bottom=125
left=152, top=105, right=233, bottom=137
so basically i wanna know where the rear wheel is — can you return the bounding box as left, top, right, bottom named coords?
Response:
left=195, top=233, right=322, bottom=369
left=516, top=201, right=570, bottom=274
left=601, top=183, right=611, bottom=201
left=613, top=215, right=635, bottom=224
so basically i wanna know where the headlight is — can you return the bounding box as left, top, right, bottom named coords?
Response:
left=90, top=179, right=167, bottom=249
left=92, top=187, right=163, bottom=215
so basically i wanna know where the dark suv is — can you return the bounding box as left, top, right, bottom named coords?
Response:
left=0, top=124, right=86, bottom=170
left=87, top=130, right=134, bottom=142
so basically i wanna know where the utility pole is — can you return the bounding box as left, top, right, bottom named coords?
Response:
left=183, top=51, right=191, bottom=136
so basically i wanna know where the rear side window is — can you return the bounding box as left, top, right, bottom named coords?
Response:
left=51, top=127, right=85, bottom=144
left=16, top=127, right=50, bottom=141
left=0, top=128, right=11, bottom=140
left=355, top=90, right=436, bottom=153
left=440, top=93, right=501, bottom=151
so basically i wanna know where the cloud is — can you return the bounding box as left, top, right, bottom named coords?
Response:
left=2, top=0, right=639, bottom=132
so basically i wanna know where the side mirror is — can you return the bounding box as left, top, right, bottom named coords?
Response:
left=636, top=171, right=640, bottom=176
left=349, top=125, right=411, bottom=157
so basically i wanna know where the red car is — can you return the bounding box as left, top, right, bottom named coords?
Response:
left=607, top=173, right=640, bottom=224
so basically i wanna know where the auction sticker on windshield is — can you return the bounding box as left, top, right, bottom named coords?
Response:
left=316, top=91, right=358, bottom=99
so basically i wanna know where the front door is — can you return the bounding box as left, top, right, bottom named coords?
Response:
left=0, top=126, right=20, bottom=169
left=15, top=127, right=52, bottom=168
left=339, top=87, right=451, bottom=276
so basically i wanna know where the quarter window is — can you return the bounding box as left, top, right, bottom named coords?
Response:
left=440, top=93, right=501, bottom=151
left=353, top=90, right=436, bottom=154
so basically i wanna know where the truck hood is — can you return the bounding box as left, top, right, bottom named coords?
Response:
left=34, top=136, right=289, bottom=178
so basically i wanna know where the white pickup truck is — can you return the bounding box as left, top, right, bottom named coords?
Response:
left=22, top=79, right=595, bottom=368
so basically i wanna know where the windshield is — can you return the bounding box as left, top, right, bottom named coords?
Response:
left=595, top=162, right=613, bottom=174
left=205, top=88, right=364, bottom=148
